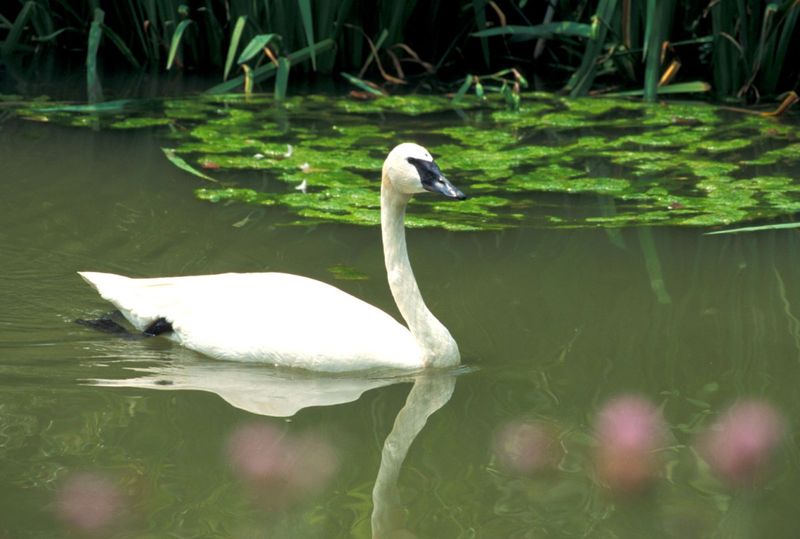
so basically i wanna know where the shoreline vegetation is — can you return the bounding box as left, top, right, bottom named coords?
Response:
left=0, top=1, right=798, bottom=106
left=2, top=2, right=799, bottom=235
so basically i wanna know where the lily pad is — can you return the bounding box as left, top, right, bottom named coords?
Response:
left=110, top=117, right=173, bottom=129
left=742, top=143, right=800, bottom=165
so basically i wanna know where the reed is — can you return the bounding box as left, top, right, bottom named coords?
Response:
left=85, top=8, right=103, bottom=103
left=0, top=1, right=797, bottom=103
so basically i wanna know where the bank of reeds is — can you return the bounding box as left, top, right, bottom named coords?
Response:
left=1, top=0, right=798, bottom=103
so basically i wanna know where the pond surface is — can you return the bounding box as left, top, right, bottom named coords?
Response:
left=2, top=95, right=800, bottom=538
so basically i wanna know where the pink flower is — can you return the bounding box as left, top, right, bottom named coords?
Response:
left=595, top=395, right=667, bottom=493
left=226, top=422, right=338, bottom=508
left=493, top=420, right=560, bottom=475
left=698, top=399, right=784, bottom=487
left=56, top=473, right=124, bottom=535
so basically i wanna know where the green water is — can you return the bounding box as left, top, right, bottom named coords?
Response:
left=2, top=98, right=800, bottom=538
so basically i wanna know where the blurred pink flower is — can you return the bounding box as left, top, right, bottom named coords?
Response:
left=595, top=395, right=667, bottom=493
left=55, top=472, right=124, bottom=536
left=227, top=423, right=291, bottom=484
left=698, top=399, right=784, bottom=487
left=492, top=420, right=560, bottom=476
left=226, top=422, right=338, bottom=508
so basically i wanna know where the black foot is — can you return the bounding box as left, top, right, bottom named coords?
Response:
left=75, top=316, right=130, bottom=335
left=77, top=312, right=173, bottom=339
left=143, top=317, right=173, bottom=337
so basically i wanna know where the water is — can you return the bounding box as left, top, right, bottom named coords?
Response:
left=2, top=107, right=800, bottom=538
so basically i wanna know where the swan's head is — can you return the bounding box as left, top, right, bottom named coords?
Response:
left=383, top=143, right=466, bottom=200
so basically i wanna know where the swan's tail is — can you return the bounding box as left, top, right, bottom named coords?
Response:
left=78, top=271, right=156, bottom=331
left=78, top=271, right=132, bottom=294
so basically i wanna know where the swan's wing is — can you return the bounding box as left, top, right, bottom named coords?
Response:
left=79, top=271, right=420, bottom=370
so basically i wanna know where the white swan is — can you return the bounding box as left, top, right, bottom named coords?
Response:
left=79, top=143, right=465, bottom=371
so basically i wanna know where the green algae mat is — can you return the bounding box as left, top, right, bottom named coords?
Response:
left=17, top=93, right=800, bottom=231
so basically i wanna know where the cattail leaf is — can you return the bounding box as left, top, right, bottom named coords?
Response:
left=86, top=8, right=104, bottom=103
left=166, top=19, right=193, bottom=70
left=237, top=34, right=278, bottom=64
left=608, top=81, right=711, bottom=96
left=223, top=15, right=247, bottom=80
left=208, top=39, right=334, bottom=94
left=341, top=72, right=385, bottom=96
left=274, top=57, right=291, bottom=100
left=471, top=0, right=490, bottom=66
left=297, top=0, right=316, bottom=70
left=706, top=222, right=800, bottom=235
left=243, top=64, right=253, bottom=95
left=162, top=148, right=217, bottom=182
left=1, top=1, right=34, bottom=55
left=452, top=75, right=473, bottom=103
left=471, top=22, right=593, bottom=40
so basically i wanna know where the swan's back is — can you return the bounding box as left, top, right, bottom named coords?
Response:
left=79, top=271, right=421, bottom=371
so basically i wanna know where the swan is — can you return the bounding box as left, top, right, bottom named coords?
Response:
left=78, top=143, right=466, bottom=371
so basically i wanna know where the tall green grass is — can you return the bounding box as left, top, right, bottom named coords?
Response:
left=0, top=1, right=797, bottom=103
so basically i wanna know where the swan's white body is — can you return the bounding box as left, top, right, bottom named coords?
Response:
left=79, top=143, right=465, bottom=372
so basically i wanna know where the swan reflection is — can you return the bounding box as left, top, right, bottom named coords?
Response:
left=371, top=373, right=456, bottom=538
left=91, top=355, right=416, bottom=417
left=90, top=357, right=458, bottom=537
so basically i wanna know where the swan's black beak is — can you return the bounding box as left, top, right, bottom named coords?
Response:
left=426, top=173, right=466, bottom=200
left=408, top=157, right=467, bottom=200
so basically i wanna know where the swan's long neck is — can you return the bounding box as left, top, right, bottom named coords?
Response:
left=381, top=178, right=459, bottom=367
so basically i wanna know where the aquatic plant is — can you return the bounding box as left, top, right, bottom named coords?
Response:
left=13, top=91, right=800, bottom=230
